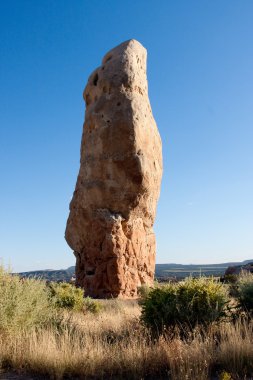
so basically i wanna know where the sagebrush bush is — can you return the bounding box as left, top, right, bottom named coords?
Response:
left=48, top=282, right=84, bottom=311
left=83, top=297, right=102, bottom=314
left=237, top=271, right=253, bottom=312
left=141, top=277, right=228, bottom=333
left=224, top=274, right=238, bottom=284
left=0, top=266, right=59, bottom=332
left=137, top=284, right=151, bottom=299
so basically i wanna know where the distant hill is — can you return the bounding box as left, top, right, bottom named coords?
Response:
left=155, top=260, right=253, bottom=279
left=17, top=260, right=253, bottom=282
left=225, top=261, right=253, bottom=276
left=17, top=266, right=75, bottom=282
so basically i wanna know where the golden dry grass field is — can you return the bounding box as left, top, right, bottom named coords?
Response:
left=1, top=267, right=253, bottom=379
left=0, top=299, right=253, bottom=379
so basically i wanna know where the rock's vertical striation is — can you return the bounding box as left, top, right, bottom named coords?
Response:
left=65, top=39, right=162, bottom=298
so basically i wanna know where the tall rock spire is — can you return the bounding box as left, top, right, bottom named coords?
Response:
left=65, top=39, right=163, bottom=298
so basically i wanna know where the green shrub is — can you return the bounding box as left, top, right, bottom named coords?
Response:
left=224, top=274, right=238, bottom=284
left=137, top=284, right=151, bottom=299
left=237, top=271, right=253, bottom=312
left=140, top=277, right=228, bottom=334
left=47, top=282, right=84, bottom=311
left=83, top=297, right=102, bottom=314
left=0, top=266, right=59, bottom=332
left=219, top=371, right=232, bottom=380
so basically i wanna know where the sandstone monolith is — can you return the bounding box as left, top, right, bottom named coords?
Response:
left=65, top=39, right=162, bottom=298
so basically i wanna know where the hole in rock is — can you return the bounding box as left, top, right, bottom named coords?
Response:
left=86, top=269, right=95, bottom=276
left=117, top=102, right=121, bottom=106
left=93, top=73, right=98, bottom=86
left=85, top=94, right=91, bottom=106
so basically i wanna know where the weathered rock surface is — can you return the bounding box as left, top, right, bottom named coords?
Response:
left=65, top=39, right=162, bottom=298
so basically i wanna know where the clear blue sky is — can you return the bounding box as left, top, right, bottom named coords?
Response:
left=0, top=1, right=252, bottom=272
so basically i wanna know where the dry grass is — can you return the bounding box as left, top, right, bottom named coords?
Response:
left=0, top=299, right=253, bottom=379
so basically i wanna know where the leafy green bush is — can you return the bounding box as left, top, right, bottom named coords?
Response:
left=0, top=266, right=59, bottom=332
left=237, top=271, right=253, bottom=312
left=47, top=282, right=84, bottom=311
left=140, top=277, right=228, bottom=333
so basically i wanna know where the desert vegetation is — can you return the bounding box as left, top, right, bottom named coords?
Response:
left=1, top=267, right=253, bottom=379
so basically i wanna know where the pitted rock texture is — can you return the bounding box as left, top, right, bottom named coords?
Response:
left=65, top=39, right=162, bottom=298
